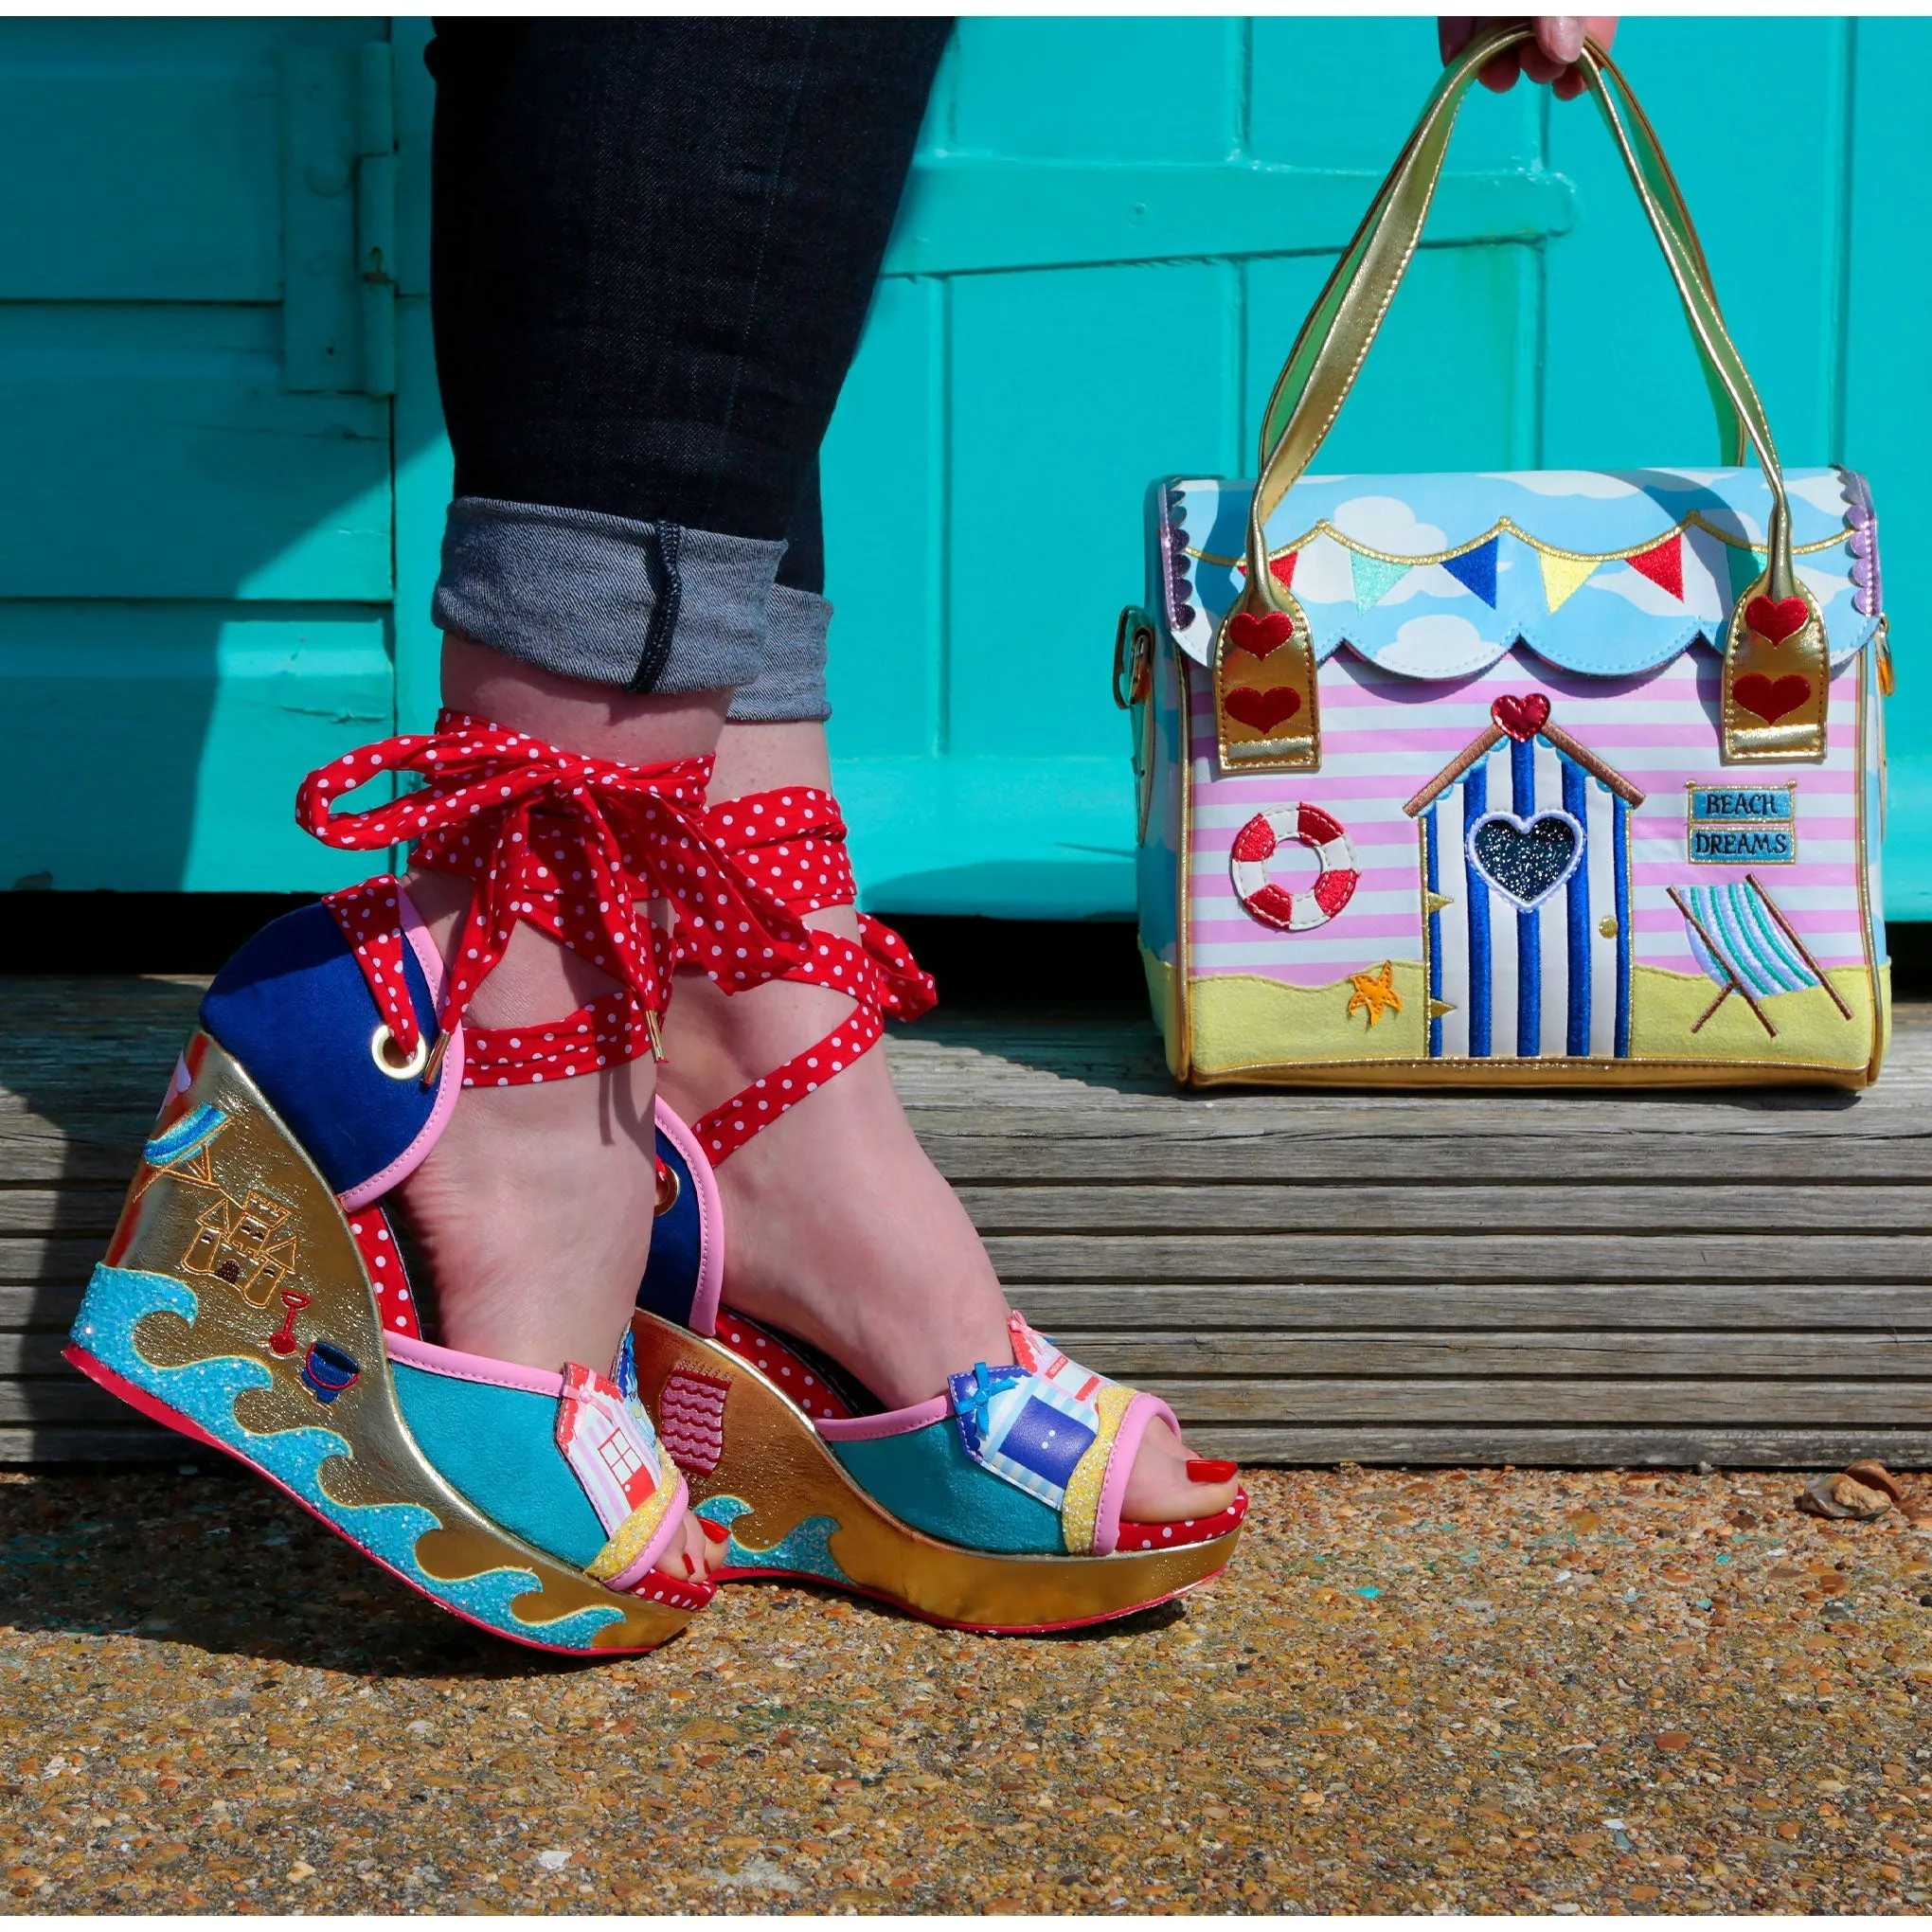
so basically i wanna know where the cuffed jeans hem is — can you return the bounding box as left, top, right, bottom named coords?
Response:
left=727, top=586, right=832, bottom=723
left=430, top=495, right=784, bottom=694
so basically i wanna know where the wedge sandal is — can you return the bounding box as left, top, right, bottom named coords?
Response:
left=629, top=785, right=1247, bottom=1632
left=66, top=713, right=812, bottom=1655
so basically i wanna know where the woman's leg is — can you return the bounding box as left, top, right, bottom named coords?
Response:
left=396, top=657, right=729, bottom=1377
left=424, top=17, right=1231, bottom=1530
left=409, top=21, right=949, bottom=1572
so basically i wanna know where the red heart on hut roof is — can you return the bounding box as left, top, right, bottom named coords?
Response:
left=1491, top=692, right=1550, bottom=742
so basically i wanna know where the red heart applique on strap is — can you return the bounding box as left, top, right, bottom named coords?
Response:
left=1224, top=686, right=1302, bottom=734
left=1491, top=693, right=1550, bottom=742
left=1225, top=611, right=1296, bottom=660
left=1733, top=671, right=1813, bottom=725
left=1744, top=595, right=1809, bottom=645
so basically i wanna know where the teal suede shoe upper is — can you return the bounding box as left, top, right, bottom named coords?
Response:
left=392, top=1362, right=606, bottom=1570
left=829, top=1415, right=1064, bottom=1555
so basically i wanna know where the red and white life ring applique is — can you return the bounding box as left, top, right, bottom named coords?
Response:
left=1229, top=803, right=1360, bottom=933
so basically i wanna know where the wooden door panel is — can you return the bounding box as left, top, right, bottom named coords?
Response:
left=0, top=308, right=388, bottom=599
left=824, top=18, right=1921, bottom=920
left=947, top=259, right=1238, bottom=765
left=1, top=18, right=396, bottom=899
left=1544, top=18, right=1846, bottom=470
left=1, top=605, right=389, bottom=893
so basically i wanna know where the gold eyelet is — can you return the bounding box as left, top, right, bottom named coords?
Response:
left=654, top=1161, right=682, bottom=1217
left=369, top=1024, right=429, bottom=1082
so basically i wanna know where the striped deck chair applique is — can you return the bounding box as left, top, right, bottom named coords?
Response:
left=1668, top=874, right=1856, bottom=1038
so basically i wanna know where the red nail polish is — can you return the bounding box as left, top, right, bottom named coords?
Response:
left=699, top=1516, right=729, bottom=1545
left=1187, top=1458, right=1239, bottom=1484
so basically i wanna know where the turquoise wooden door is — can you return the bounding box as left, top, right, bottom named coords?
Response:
left=820, top=18, right=1932, bottom=922
left=8, top=20, right=1928, bottom=923
left=0, top=18, right=415, bottom=895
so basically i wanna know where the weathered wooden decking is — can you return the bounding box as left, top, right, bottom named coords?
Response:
left=5, top=975, right=1930, bottom=1467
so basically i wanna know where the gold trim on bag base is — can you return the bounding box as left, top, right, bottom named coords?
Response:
left=630, top=1312, right=1241, bottom=1633
left=68, top=1034, right=697, bottom=1655
left=1181, top=1050, right=1880, bottom=1093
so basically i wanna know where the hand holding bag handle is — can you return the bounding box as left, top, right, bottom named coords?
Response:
left=1218, top=21, right=1830, bottom=771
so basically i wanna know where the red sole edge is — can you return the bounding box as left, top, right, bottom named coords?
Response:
left=63, top=1343, right=700, bottom=1655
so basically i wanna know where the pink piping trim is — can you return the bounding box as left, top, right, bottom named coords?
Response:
left=385, top=1330, right=564, bottom=1400
left=815, top=1392, right=952, bottom=1441
left=653, top=1098, right=724, bottom=1338
left=338, top=886, right=467, bottom=1213
left=606, top=1474, right=694, bottom=1592
left=1094, top=1390, right=1178, bottom=1558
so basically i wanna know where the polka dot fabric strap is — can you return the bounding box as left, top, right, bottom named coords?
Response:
left=689, top=787, right=938, bottom=1164
left=297, top=712, right=811, bottom=1082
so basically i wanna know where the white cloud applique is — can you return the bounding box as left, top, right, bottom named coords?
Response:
left=1329, top=495, right=1448, bottom=554
left=1797, top=561, right=1855, bottom=618
left=1378, top=614, right=1496, bottom=677
left=1479, top=471, right=1641, bottom=498
left=1289, top=530, right=1353, bottom=604
left=1784, top=473, right=1852, bottom=515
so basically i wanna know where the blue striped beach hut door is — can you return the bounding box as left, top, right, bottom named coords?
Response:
left=1421, top=734, right=1634, bottom=1061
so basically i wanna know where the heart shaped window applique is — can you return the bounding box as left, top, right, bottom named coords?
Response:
left=1466, top=809, right=1586, bottom=912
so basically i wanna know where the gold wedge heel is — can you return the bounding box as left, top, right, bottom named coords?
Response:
left=67, top=1033, right=706, bottom=1655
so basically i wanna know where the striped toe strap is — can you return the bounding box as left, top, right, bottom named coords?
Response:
left=949, top=1315, right=1244, bottom=1557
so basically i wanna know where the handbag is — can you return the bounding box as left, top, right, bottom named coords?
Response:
left=1118, top=23, right=1891, bottom=1090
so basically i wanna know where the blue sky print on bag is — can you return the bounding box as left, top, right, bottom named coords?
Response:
left=1166, top=468, right=1883, bottom=680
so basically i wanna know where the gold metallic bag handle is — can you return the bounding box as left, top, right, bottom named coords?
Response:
left=1217, top=24, right=1828, bottom=771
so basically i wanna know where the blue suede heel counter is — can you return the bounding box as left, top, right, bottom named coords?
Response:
left=636, top=1126, right=702, bottom=1327
left=199, top=903, right=441, bottom=1198
left=391, top=1363, right=606, bottom=1570
left=831, top=1419, right=1064, bottom=1555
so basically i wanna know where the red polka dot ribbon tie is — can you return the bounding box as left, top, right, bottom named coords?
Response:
left=295, top=711, right=810, bottom=1084
left=689, top=786, right=938, bottom=1161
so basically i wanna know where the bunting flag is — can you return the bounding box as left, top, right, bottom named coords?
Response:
left=1270, top=551, right=1298, bottom=591
left=1442, top=537, right=1499, bottom=607
left=1351, top=551, right=1410, bottom=611
left=1626, top=532, right=1683, bottom=600
left=1538, top=550, right=1600, bottom=613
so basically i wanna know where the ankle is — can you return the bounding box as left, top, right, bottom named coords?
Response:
left=390, top=868, right=659, bottom=1375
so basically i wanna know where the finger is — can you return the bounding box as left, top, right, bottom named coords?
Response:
left=1536, top=14, right=1587, bottom=64
left=1585, top=15, right=1619, bottom=54
left=1520, top=45, right=1567, bottom=84
left=1479, top=46, right=1523, bottom=92
left=1438, top=15, right=1476, bottom=63
left=1553, top=66, right=1586, bottom=100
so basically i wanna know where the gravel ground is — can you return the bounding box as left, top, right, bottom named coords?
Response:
left=4, top=1460, right=1931, bottom=1915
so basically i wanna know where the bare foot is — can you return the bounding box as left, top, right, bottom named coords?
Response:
left=380, top=642, right=737, bottom=1583
left=395, top=869, right=717, bottom=1583
left=656, top=726, right=1237, bottom=1530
